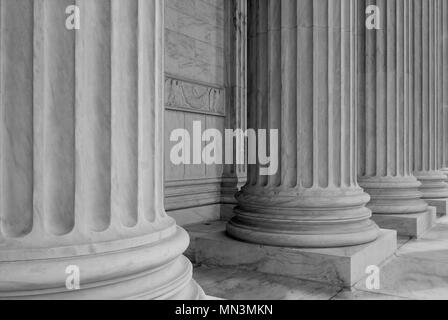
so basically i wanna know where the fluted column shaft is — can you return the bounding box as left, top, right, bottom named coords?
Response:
left=0, top=0, right=202, bottom=299
left=436, top=0, right=444, bottom=173
left=413, top=0, right=448, bottom=198
left=227, top=0, right=380, bottom=248
left=442, top=0, right=448, bottom=176
left=358, top=0, right=428, bottom=215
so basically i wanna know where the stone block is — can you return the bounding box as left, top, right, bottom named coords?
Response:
left=191, top=225, right=397, bottom=287
left=425, top=199, right=448, bottom=216
left=371, top=208, right=437, bottom=238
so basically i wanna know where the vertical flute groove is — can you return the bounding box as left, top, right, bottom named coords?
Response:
left=0, top=0, right=34, bottom=237
left=75, top=0, right=112, bottom=232
left=42, top=0, right=76, bottom=236
left=111, top=0, right=138, bottom=228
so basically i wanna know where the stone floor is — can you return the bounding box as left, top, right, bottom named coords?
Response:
left=190, top=216, right=448, bottom=300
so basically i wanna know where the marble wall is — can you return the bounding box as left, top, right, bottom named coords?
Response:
left=165, top=0, right=225, bottom=84
left=164, top=0, right=227, bottom=224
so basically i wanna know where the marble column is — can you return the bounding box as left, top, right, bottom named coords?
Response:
left=357, top=0, right=429, bottom=222
left=441, top=0, right=448, bottom=177
left=221, top=0, right=248, bottom=220
left=0, top=0, right=203, bottom=299
left=227, top=0, right=380, bottom=248
left=413, top=0, right=448, bottom=201
left=436, top=0, right=444, bottom=175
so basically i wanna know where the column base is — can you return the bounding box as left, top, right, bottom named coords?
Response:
left=0, top=227, right=205, bottom=300
left=189, top=224, right=397, bottom=287
left=415, top=170, right=448, bottom=200
left=371, top=207, right=437, bottom=237
left=229, top=187, right=380, bottom=248
left=169, top=280, right=206, bottom=300
left=441, top=168, right=448, bottom=182
left=425, top=199, right=448, bottom=216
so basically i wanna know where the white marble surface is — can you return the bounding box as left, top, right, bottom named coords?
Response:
left=194, top=266, right=341, bottom=300
left=187, top=222, right=397, bottom=287
left=163, top=0, right=245, bottom=229
left=191, top=216, right=448, bottom=300
left=353, top=218, right=448, bottom=300
left=185, top=220, right=227, bottom=262
left=332, top=290, right=409, bottom=301
left=168, top=205, right=221, bottom=228
left=371, top=209, right=436, bottom=238
left=165, top=0, right=225, bottom=85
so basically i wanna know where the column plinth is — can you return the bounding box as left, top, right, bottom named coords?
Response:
left=227, top=0, right=380, bottom=248
left=0, top=0, right=203, bottom=299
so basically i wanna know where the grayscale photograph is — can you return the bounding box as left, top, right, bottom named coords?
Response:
left=0, top=0, right=447, bottom=309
